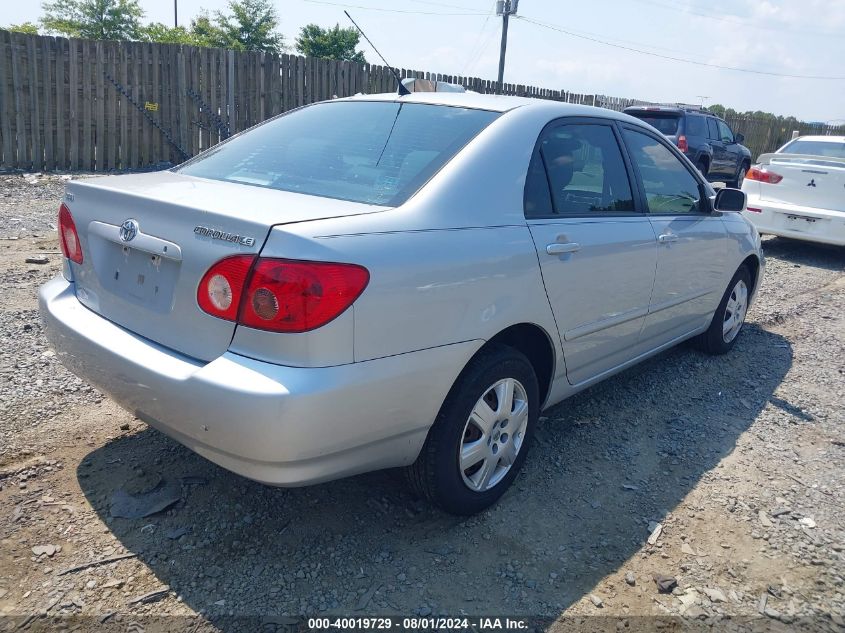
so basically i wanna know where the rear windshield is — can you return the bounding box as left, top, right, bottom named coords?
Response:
left=781, top=139, right=845, bottom=159
left=628, top=113, right=680, bottom=135
left=177, top=101, right=500, bottom=206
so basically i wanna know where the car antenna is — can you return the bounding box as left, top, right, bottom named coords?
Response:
left=344, top=10, right=411, bottom=96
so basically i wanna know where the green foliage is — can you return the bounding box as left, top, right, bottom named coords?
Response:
left=188, top=12, right=221, bottom=47
left=711, top=103, right=802, bottom=127
left=295, top=24, right=366, bottom=62
left=41, top=0, right=144, bottom=40
left=211, top=0, right=286, bottom=54
left=7, top=22, right=41, bottom=34
left=138, top=22, right=212, bottom=46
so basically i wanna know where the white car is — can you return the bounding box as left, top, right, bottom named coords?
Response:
left=741, top=135, right=845, bottom=246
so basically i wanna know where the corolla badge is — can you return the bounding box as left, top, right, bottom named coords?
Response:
left=119, top=219, right=140, bottom=242
left=194, top=225, right=256, bottom=247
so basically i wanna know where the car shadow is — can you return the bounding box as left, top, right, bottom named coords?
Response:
left=761, top=236, right=845, bottom=271
left=78, top=323, right=792, bottom=629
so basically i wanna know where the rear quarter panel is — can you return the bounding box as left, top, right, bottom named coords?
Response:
left=230, top=102, right=573, bottom=371
left=250, top=217, right=562, bottom=367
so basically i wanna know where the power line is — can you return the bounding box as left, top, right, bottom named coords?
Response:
left=302, top=0, right=487, bottom=16
left=516, top=15, right=845, bottom=80
left=461, top=12, right=494, bottom=75
left=410, top=0, right=482, bottom=10
left=626, top=0, right=843, bottom=39
left=466, top=24, right=500, bottom=76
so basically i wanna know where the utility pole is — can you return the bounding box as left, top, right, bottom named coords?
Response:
left=174, top=0, right=178, bottom=27
left=496, top=0, right=519, bottom=91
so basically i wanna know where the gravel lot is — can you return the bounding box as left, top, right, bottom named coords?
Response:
left=0, top=173, right=844, bottom=631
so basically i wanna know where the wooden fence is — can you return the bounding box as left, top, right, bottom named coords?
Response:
left=0, top=29, right=842, bottom=172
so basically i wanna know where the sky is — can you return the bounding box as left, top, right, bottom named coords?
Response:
left=6, top=0, right=845, bottom=122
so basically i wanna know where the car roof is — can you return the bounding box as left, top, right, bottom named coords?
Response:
left=624, top=105, right=686, bottom=114
left=341, top=91, right=636, bottom=121
left=624, top=105, right=718, bottom=118
left=790, top=135, right=845, bottom=143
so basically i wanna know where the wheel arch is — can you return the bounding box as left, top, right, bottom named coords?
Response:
left=481, top=322, right=557, bottom=408
left=741, top=253, right=761, bottom=294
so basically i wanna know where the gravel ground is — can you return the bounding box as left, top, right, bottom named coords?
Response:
left=0, top=173, right=843, bottom=632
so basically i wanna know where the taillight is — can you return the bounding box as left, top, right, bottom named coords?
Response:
left=746, top=207, right=763, bottom=213
left=197, top=257, right=370, bottom=332
left=197, top=255, right=255, bottom=321
left=746, top=166, right=783, bottom=184
left=677, top=135, right=688, bottom=153
left=240, top=259, right=369, bottom=332
left=58, top=203, right=83, bottom=264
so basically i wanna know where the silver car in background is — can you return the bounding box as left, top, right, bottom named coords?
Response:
left=39, top=91, right=763, bottom=514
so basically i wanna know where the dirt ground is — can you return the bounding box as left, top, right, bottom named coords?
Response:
left=0, top=173, right=844, bottom=632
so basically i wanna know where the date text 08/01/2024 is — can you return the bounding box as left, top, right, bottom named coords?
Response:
left=307, top=617, right=530, bottom=630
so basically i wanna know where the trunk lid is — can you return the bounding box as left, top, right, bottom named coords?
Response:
left=65, top=171, right=385, bottom=361
left=757, top=153, right=845, bottom=213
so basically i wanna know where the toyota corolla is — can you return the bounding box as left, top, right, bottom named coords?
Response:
left=39, top=88, right=763, bottom=514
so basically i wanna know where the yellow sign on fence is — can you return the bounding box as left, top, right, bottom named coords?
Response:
left=144, top=102, right=159, bottom=112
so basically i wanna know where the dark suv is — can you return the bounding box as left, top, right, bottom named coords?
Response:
left=623, top=105, right=752, bottom=187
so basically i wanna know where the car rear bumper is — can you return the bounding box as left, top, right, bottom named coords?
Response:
left=39, top=276, right=480, bottom=486
left=742, top=195, right=845, bottom=246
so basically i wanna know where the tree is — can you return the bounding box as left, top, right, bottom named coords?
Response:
left=138, top=22, right=212, bottom=46
left=41, top=0, right=143, bottom=40
left=295, top=24, right=366, bottom=62
left=7, top=22, right=41, bottom=34
left=189, top=12, right=224, bottom=47
left=213, top=0, right=286, bottom=54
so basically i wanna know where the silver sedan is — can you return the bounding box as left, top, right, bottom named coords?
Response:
left=39, top=89, right=763, bottom=514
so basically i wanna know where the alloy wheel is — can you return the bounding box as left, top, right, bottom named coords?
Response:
left=459, top=378, right=529, bottom=492
left=723, top=279, right=748, bottom=343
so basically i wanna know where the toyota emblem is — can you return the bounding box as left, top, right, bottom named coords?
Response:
left=119, top=219, right=139, bottom=242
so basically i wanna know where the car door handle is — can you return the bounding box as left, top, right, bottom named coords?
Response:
left=657, top=233, right=679, bottom=243
left=546, top=242, right=581, bottom=255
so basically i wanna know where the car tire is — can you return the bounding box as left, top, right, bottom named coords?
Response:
left=406, top=344, right=539, bottom=515
left=731, top=161, right=749, bottom=188
left=695, top=266, right=752, bottom=355
left=696, top=158, right=709, bottom=178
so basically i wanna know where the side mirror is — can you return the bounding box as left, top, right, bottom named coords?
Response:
left=735, top=133, right=745, bottom=144
left=714, top=187, right=746, bottom=212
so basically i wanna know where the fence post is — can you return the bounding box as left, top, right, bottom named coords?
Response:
left=227, top=49, right=235, bottom=135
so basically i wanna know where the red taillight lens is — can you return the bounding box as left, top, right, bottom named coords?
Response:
left=746, top=166, right=783, bottom=184
left=197, top=255, right=255, bottom=321
left=197, top=256, right=370, bottom=332
left=58, top=203, right=83, bottom=264
left=677, top=135, right=688, bottom=153
left=240, top=259, right=370, bottom=332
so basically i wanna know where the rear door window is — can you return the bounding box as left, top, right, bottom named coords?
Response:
left=623, top=128, right=703, bottom=215
left=525, top=123, right=635, bottom=216
left=178, top=101, right=500, bottom=206
left=717, top=120, right=734, bottom=143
